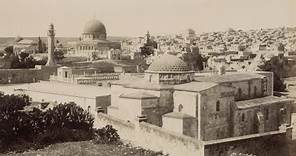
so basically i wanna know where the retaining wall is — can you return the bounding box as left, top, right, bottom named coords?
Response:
left=95, top=113, right=203, bottom=156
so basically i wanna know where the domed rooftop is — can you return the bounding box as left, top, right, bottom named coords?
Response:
left=83, top=19, right=106, bottom=35
left=147, top=54, right=191, bottom=73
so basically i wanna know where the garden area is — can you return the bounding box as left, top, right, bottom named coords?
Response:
left=0, top=93, right=165, bottom=156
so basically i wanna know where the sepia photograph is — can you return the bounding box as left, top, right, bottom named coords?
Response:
left=0, top=0, right=296, bottom=155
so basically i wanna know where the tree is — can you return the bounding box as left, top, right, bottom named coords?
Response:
left=181, top=46, right=206, bottom=71
left=277, top=43, right=285, bottom=52
left=140, top=46, right=154, bottom=57
left=0, top=93, right=31, bottom=144
left=19, top=52, right=29, bottom=61
left=4, top=46, right=13, bottom=56
left=258, top=56, right=287, bottom=92
left=54, top=50, right=65, bottom=60
left=42, top=102, right=94, bottom=131
left=10, top=53, right=46, bottom=69
left=37, top=37, right=44, bottom=53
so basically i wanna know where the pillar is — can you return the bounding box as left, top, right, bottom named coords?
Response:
left=46, top=23, right=56, bottom=66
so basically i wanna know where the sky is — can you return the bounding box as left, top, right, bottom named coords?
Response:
left=0, top=0, right=295, bottom=37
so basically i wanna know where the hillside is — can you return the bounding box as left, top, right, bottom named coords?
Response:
left=3, top=141, right=164, bottom=156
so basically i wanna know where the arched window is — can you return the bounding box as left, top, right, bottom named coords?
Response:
left=178, top=104, right=183, bottom=112
left=148, top=75, right=152, bottom=82
left=216, top=101, right=220, bottom=112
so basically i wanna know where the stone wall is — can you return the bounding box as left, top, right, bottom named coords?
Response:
left=204, top=134, right=289, bottom=156
left=0, top=65, right=57, bottom=84
left=232, top=100, right=292, bottom=137
left=95, top=113, right=203, bottom=156
left=109, top=84, right=173, bottom=126
left=200, top=85, right=235, bottom=141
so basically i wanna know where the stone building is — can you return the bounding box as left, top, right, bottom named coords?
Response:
left=50, top=66, right=120, bottom=86
left=103, top=53, right=294, bottom=155
left=71, top=19, right=121, bottom=60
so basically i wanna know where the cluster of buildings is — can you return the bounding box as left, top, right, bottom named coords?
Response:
left=1, top=18, right=296, bottom=155
left=2, top=50, right=294, bottom=155
left=67, top=19, right=122, bottom=60
left=121, top=27, right=296, bottom=73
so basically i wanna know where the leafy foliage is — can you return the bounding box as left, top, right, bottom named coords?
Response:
left=93, top=125, right=120, bottom=144
left=140, top=46, right=154, bottom=57
left=54, top=50, right=65, bottom=61
left=10, top=53, right=46, bottom=69
left=258, top=56, right=287, bottom=92
left=42, top=102, right=94, bottom=131
left=0, top=94, right=122, bottom=154
left=181, top=46, right=207, bottom=71
left=0, top=96, right=95, bottom=153
left=0, top=93, right=31, bottom=144
left=4, top=46, right=13, bottom=56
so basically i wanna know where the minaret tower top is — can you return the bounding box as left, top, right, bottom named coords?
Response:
left=48, top=23, right=55, bottom=36
left=46, top=23, right=56, bottom=66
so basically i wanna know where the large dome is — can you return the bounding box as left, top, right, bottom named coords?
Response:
left=83, top=19, right=106, bottom=35
left=147, top=54, right=191, bottom=73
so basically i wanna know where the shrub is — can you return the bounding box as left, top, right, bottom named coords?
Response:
left=35, top=128, right=93, bottom=145
left=0, top=96, right=96, bottom=153
left=42, top=102, right=94, bottom=131
left=36, top=102, right=94, bottom=145
left=0, top=93, right=31, bottom=145
left=93, top=125, right=120, bottom=144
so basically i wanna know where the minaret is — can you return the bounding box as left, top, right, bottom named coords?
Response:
left=146, top=31, right=150, bottom=44
left=46, top=23, right=56, bottom=66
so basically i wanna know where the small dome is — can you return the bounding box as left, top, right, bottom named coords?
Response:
left=83, top=19, right=106, bottom=35
left=147, top=54, right=190, bottom=73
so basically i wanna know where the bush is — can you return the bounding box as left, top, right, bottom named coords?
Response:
left=35, top=128, right=93, bottom=145
left=42, top=102, right=94, bottom=131
left=0, top=94, right=123, bottom=154
left=93, top=125, right=120, bottom=144
left=0, top=96, right=96, bottom=153
left=0, top=93, right=31, bottom=145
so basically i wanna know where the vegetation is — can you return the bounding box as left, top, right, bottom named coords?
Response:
left=258, top=55, right=287, bottom=92
left=0, top=93, right=120, bottom=154
left=10, top=52, right=46, bottom=68
left=54, top=50, right=65, bottom=61
left=8, top=141, right=167, bottom=156
left=140, top=46, right=154, bottom=57
left=93, top=125, right=120, bottom=144
left=181, top=46, right=208, bottom=71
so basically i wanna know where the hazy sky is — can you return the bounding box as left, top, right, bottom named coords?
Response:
left=0, top=0, right=295, bottom=37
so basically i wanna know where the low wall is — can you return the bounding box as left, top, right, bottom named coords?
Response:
left=204, top=134, right=289, bottom=156
left=0, top=66, right=57, bottom=84
left=95, top=113, right=203, bottom=156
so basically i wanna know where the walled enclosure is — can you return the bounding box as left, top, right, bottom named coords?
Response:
left=95, top=113, right=203, bottom=156
left=0, top=65, right=57, bottom=84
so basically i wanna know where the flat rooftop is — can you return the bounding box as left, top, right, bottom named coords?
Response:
left=0, top=81, right=110, bottom=99
left=235, top=96, right=293, bottom=109
left=195, top=72, right=265, bottom=83
left=174, top=81, right=218, bottom=92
